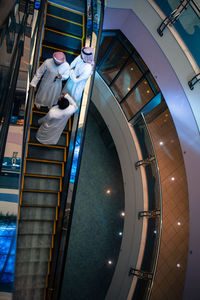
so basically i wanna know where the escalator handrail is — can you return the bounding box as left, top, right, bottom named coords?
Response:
left=20, top=0, right=47, bottom=188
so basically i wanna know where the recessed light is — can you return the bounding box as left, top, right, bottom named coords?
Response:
left=108, top=260, right=112, bottom=265
left=121, top=212, right=125, bottom=217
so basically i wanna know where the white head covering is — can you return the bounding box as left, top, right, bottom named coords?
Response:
left=81, top=47, right=94, bottom=69
left=53, top=52, right=66, bottom=65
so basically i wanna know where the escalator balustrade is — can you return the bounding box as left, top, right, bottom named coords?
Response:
left=14, top=1, right=85, bottom=299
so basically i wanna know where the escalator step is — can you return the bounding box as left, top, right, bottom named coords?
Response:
left=27, top=144, right=66, bottom=162
left=31, top=111, right=71, bottom=132
left=41, top=43, right=77, bottom=64
left=18, top=220, right=55, bottom=235
left=23, top=174, right=61, bottom=192
left=47, top=2, right=83, bottom=24
left=46, top=14, right=83, bottom=37
left=49, top=0, right=85, bottom=14
left=29, top=127, right=68, bottom=147
left=14, top=275, right=46, bottom=290
left=14, top=288, right=45, bottom=300
left=26, top=159, right=63, bottom=177
left=17, top=234, right=52, bottom=248
left=31, top=111, right=46, bottom=127
left=43, top=28, right=82, bottom=51
left=20, top=206, right=57, bottom=221
left=15, top=261, right=48, bottom=276
left=15, top=248, right=50, bottom=263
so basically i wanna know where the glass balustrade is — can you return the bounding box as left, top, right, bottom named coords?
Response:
left=96, top=29, right=188, bottom=300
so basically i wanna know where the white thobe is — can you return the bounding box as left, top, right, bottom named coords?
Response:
left=62, top=55, right=92, bottom=107
left=36, top=94, right=78, bottom=145
left=30, top=58, right=70, bottom=108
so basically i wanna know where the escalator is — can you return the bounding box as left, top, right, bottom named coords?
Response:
left=41, top=1, right=84, bottom=64
left=14, top=2, right=85, bottom=299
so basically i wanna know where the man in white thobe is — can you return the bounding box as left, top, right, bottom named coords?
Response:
left=36, top=93, right=78, bottom=145
left=30, top=52, right=70, bottom=109
left=62, top=47, right=94, bottom=107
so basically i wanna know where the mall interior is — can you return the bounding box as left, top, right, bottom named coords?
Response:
left=0, top=0, right=200, bottom=299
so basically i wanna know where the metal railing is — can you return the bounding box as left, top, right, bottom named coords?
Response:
left=96, top=28, right=163, bottom=297
left=152, top=0, right=200, bottom=86
left=131, top=113, right=162, bottom=300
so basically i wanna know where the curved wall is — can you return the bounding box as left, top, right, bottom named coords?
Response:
left=104, top=1, right=200, bottom=299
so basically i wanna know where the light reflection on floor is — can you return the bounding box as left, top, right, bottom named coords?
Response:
left=0, top=223, right=16, bottom=292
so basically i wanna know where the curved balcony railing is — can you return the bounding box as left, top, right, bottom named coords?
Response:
left=151, top=0, right=200, bottom=71
left=96, top=27, right=163, bottom=299
left=95, top=68, right=162, bottom=298
left=131, top=113, right=162, bottom=300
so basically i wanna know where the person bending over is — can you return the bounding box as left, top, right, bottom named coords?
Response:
left=36, top=93, right=78, bottom=145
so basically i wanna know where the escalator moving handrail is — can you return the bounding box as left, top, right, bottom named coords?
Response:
left=20, top=0, right=46, bottom=188
left=0, top=2, right=30, bottom=172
